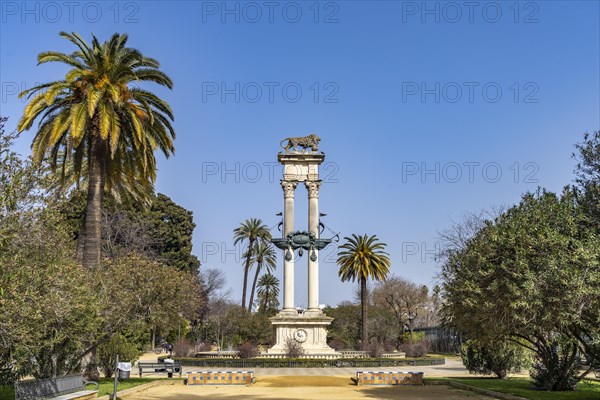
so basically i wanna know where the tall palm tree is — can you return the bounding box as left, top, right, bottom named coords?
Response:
left=337, top=234, right=391, bottom=348
left=247, top=240, right=277, bottom=311
left=257, top=273, right=280, bottom=314
left=233, top=218, right=271, bottom=309
left=18, top=32, right=175, bottom=269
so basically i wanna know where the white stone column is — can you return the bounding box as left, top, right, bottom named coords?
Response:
left=281, top=180, right=297, bottom=311
left=306, top=180, right=322, bottom=311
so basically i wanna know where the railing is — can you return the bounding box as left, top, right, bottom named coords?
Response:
left=194, top=350, right=238, bottom=359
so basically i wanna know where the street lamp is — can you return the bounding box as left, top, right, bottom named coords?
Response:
left=407, top=312, right=415, bottom=342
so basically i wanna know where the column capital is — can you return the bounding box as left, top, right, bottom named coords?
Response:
left=281, top=180, right=298, bottom=198
left=305, top=180, right=322, bottom=198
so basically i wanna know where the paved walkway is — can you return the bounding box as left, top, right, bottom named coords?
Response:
left=122, top=377, right=497, bottom=400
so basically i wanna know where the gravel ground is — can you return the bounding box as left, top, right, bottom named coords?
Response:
left=122, top=376, right=497, bottom=400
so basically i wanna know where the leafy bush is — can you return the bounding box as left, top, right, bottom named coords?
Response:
left=284, top=338, right=304, bottom=358
left=173, top=339, right=194, bottom=357
left=237, top=342, right=259, bottom=359
left=401, top=331, right=425, bottom=344
left=461, top=339, right=530, bottom=379
left=98, top=334, right=141, bottom=378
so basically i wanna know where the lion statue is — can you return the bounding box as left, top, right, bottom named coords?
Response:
left=280, top=134, right=321, bottom=153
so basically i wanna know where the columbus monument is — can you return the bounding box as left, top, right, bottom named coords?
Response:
left=267, top=134, right=337, bottom=355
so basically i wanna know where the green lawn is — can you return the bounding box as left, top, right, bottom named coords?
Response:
left=97, top=377, right=164, bottom=397
left=444, top=377, right=600, bottom=400
left=0, top=386, right=14, bottom=400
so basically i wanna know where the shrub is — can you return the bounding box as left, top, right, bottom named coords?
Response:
left=237, top=342, right=259, bottom=359
left=195, top=341, right=212, bottom=352
left=367, top=341, right=384, bottom=358
left=401, top=341, right=428, bottom=358
left=328, top=338, right=346, bottom=351
left=461, top=339, right=529, bottom=379
left=284, top=338, right=304, bottom=358
left=173, top=339, right=194, bottom=358
left=382, top=339, right=396, bottom=353
left=98, top=334, right=141, bottom=378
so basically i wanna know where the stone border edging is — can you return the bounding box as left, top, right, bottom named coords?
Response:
left=97, top=379, right=177, bottom=400
left=426, top=380, right=527, bottom=400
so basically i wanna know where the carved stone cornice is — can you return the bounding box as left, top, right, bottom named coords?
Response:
left=281, top=180, right=298, bottom=198
left=305, top=180, right=322, bottom=198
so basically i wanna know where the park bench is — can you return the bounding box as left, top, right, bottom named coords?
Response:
left=186, top=371, right=254, bottom=385
left=356, top=371, right=424, bottom=386
left=137, top=361, right=182, bottom=378
left=15, top=374, right=98, bottom=400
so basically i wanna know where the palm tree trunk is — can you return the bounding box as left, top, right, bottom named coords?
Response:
left=82, top=133, right=107, bottom=269
left=248, top=261, right=262, bottom=311
left=361, top=277, right=368, bottom=349
left=81, top=132, right=106, bottom=381
left=261, top=287, right=270, bottom=313
left=241, top=239, right=254, bottom=309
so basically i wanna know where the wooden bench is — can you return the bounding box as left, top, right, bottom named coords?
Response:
left=356, top=371, right=424, bottom=386
left=15, top=374, right=98, bottom=400
left=137, top=361, right=182, bottom=378
left=186, top=371, right=254, bottom=385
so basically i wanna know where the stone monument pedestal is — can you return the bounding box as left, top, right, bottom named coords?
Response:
left=267, top=310, right=336, bottom=355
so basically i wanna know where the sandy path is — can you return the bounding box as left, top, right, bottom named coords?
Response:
left=123, top=376, right=496, bottom=400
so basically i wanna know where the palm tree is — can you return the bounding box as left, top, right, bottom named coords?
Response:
left=247, top=240, right=277, bottom=311
left=337, top=234, right=391, bottom=348
left=18, top=32, right=175, bottom=269
left=233, top=218, right=271, bottom=309
left=257, top=273, right=280, bottom=313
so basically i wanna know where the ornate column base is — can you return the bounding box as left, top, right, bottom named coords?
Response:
left=267, top=312, right=337, bottom=355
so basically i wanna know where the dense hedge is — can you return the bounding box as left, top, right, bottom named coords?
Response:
left=166, top=357, right=445, bottom=368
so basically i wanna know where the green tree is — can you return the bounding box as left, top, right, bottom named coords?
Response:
left=59, top=192, right=200, bottom=272
left=17, top=31, right=175, bottom=270
left=323, top=302, right=361, bottom=349
left=337, top=234, right=391, bottom=348
left=1, top=117, right=96, bottom=382
left=146, top=193, right=200, bottom=272
left=247, top=241, right=277, bottom=311
left=573, top=130, right=600, bottom=230
left=441, top=189, right=600, bottom=390
left=97, top=334, right=140, bottom=378
left=256, top=273, right=280, bottom=314
left=233, top=219, right=271, bottom=309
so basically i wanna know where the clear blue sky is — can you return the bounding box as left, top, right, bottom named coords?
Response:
left=1, top=1, right=599, bottom=307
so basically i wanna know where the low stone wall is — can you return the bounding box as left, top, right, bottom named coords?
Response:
left=186, top=371, right=253, bottom=385
left=356, top=371, right=424, bottom=386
